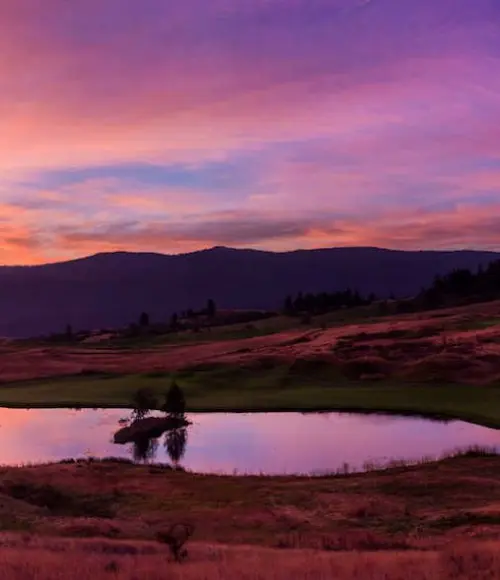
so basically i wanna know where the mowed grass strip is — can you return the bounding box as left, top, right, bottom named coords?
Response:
left=0, top=364, right=499, bottom=428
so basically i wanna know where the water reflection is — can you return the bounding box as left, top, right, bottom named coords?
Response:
left=300, top=410, right=452, bottom=424
left=121, top=403, right=190, bottom=467
left=122, top=382, right=190, bottom=466
left=128, top=422, right=188, bottom=466
left=0, top=408, right=497, bottom=474
left=132, top=434, right=159, bottom=463
left=165, top=425, right=188, bottom=467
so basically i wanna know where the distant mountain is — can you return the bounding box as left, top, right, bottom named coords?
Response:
left=0, top=246, right=498, bottom=337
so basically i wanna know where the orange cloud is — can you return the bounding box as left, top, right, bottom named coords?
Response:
left=0, top=1, right=499, bottom=263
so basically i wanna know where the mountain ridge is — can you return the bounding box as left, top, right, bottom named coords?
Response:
left=0, top=246, right=498, bottom=337
left=4, top=244, right=499, bottom=269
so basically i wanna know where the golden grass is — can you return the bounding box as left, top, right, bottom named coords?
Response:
left=1, top=455, right=500, bottom=551
left=2, top=298, right=500, bottom=384
left=0, top=534, right=498, bottom=579
left=0, top=457, right=499, bottom=577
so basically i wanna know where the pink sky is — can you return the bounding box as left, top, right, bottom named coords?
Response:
left=1, top=0, right=500, bottom=264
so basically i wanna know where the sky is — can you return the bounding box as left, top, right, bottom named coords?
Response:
left=1, top=0, right=500, bottom=265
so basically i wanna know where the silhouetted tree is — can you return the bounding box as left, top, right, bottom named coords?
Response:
left=131, top=387, right=158, bottom=420
left=163, top=381, right=186, bottom=416
left=65, top=324, right=73, bottom=341
left=414, top=262, right=500, bottom=311
left=206, top=299, right=216, bottom=318
left=170, top=312, right=179, bottom=330
left=284, top=295, right=294, bottom=314
left=294, top=291, right=304, bottom=312
left=139, top=311, right=150, bottom=327
left=283, top=288, right=374, bottom=316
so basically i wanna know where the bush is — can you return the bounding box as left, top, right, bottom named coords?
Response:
left=341, top=356, right=392, bottom=379
left=2, top=482, right=117, bottom=518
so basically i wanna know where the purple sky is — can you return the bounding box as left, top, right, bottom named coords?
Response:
left=1, top=0, right=500, bottom=264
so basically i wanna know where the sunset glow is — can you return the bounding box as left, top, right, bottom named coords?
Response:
left=1, top=0, right=500, bottom=264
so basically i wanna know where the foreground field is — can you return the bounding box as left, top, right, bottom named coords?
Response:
left=1, top=453, right=500, bottom=548
left=0, top=454, right=500, bottom=578
left=0, top=535, right=498, bottom=579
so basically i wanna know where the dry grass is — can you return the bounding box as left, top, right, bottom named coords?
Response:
left=0, top=455, right=500, bottom=550
left=2, top=298, right=500, bottom=384
left=0, top=457, right=498, bottom=577
left=0, top=534, right=498, bottom=579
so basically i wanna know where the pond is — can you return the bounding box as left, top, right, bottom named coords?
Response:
left=0, top=408, right=498, bottom=474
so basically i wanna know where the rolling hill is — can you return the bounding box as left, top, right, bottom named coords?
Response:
left=0, top=246, right=498, bottom=337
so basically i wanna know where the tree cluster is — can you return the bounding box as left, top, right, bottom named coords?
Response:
left=416, top=261, right=500, bottom=310
left=283, top=289, right=376, bottom=315
left=137, top=299, right=218, bottom=334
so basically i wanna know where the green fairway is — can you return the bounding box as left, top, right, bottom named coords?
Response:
left=0, top=364, right=499, bottom=429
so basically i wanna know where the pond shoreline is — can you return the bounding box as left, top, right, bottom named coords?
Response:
left=0, top=366, right=499, bottom=430
left=0, top=407, right=497, bottom=474
left=0, top=400, right=498, bottom=430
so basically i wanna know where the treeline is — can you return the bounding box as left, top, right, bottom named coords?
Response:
left=53, top=259, right=500, bottom=343
left=130, top=298, right=218, bottom=336
left=127, top=298, right=274, bottom=338
left=283, top=289, right=377, bottom=315
left=415, top=260, right=500, bottom=310
left=282, top=259, right=500, bottom=318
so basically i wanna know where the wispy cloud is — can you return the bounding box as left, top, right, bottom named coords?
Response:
left=0, top=0, right=499, bottom=262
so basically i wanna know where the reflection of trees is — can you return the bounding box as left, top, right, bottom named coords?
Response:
left=126, top=382, right=189, bottom=467
left=131, top=408, right=148, bottom=422
left=164, top=423, right=188, bottom=467
left=163, top=381, right=188, bottom=468
left=132, top=434, right=159, bottom=463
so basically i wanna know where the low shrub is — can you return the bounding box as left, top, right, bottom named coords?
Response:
left=2, top=482, right=117, bottom=518
left=341, top=356, right=392, bottom=379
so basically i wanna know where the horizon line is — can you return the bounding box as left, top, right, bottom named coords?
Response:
left=2, top=244, right=500, bottom=269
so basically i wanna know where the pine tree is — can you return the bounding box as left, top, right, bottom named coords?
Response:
left=163, top=381, right=186, bottom=416
left=207, top=298, right=216, bottom=318
left=284, top=295, right=294, bottom=314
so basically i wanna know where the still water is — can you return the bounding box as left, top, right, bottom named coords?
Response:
left=0, top=408, right=498, bottom=475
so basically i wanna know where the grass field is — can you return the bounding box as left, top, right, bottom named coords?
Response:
left=0, top=535, right=499, bottom=579
left=1, top=299, right=500, bottom=429
left=0, top=364, right=500, bottom=427
left=3, top=303, right=500, bottom=577
left=1, top=452, right=499, bottom=544
left=54, top=304, right=388, bottom=349
left=0, top=453, right=499, bottom=578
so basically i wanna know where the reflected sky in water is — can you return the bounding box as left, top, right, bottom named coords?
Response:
left=0, top=408, right=498, bottom=474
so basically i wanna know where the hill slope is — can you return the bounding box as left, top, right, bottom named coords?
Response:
left=0, top=246, right=498, bottom=336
